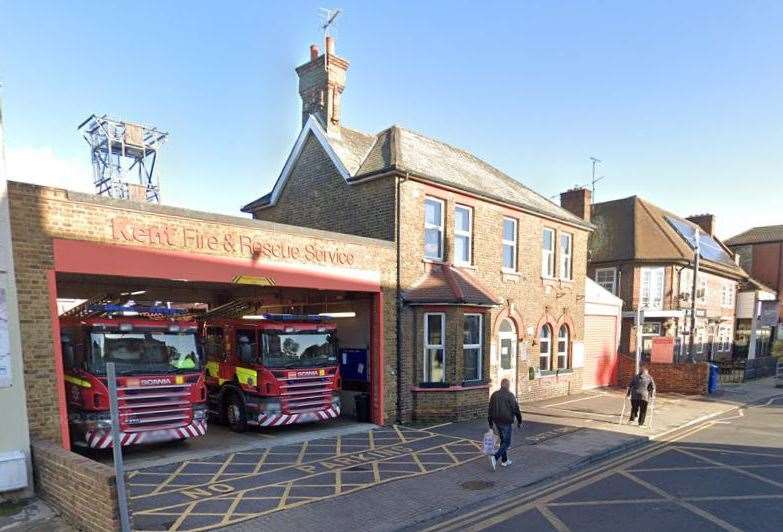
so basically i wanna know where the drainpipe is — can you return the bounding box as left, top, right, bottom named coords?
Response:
left=394, top=174, right=406, bottom=423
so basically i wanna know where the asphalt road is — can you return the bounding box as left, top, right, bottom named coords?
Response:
left=421, top=394, right=783, bottom=532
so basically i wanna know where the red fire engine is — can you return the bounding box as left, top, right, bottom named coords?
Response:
left=201, top=314, right=341, bottom=431
left=60, top=304, right=207, bottom=449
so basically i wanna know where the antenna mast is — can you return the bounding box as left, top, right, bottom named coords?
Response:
left=589, top=156, right=604, bottom=201
left=320, top=8, right=341, bottom=69
left=78, top=115, right=168, bottom=203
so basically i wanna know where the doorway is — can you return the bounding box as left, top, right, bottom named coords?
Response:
left=495, top=318, right=517, bottom=393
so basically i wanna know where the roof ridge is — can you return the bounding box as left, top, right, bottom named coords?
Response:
left=391, top=125, right=585, bottom=225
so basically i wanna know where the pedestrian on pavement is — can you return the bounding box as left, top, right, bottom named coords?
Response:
left=487, top=378, right=522, bottom=471
left=627, top=365, right=656, bottom=426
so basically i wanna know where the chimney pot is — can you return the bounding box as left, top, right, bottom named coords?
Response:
left=310, top=44, right=319, bottom=62
left=326, top=36, right=335, bottom=55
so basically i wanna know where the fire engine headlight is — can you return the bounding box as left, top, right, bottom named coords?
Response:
left=83, top=412, right=113, bottom=432
left=193, top=405, right=208, bottom=422
left=263, top=400, right=281, bottom=414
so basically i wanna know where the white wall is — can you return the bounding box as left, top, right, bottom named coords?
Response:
left=0, top=98, right=32, bottom=496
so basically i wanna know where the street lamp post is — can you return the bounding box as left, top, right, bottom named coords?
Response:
left=687, top=227, right=701, bottom=362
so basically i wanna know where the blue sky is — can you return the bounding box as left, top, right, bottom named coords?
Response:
left=1, top=1, right=781, bottom=239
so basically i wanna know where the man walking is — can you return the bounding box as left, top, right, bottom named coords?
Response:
left=627, top=365, right=656, bottom=426
left=487, top=378, right=522, bottom=470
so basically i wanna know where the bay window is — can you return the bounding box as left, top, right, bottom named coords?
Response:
left=423, top=313, right=446, bottom=382
left=463, top=314, right=482, bottom=381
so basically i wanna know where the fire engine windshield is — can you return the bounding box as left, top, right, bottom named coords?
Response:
left=262, top=332, right=337, bottom=369
left=87, top=331, right=201, bottom=375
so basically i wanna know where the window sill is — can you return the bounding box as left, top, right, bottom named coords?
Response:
left=501, top=269, right=520, bottom=276
left=416, top=381, right=450, bottom=389
left=536, top=369, right=574, bottom=378
left=422, top=258, right=445, bottom=265
left=454, top=263, right=476, bottom=271
left=412, top=383, right=490, bottom=392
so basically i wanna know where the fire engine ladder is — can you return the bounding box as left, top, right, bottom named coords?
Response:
left=59, top=294, right=117, bottom=319
left=200, top=298, right=262, bottom=320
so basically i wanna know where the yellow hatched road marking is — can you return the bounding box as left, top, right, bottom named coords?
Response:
left=368, top=430, right=375, bottom=450
left=208, top=453, right=236, bottom=484
left=674, top=448, right=783, bottom=489
left=131, top=430, right=441, bottom=500
left=149, top=462, right=191, bottom=496
left=252, top=448, right=271, bottom=474
left=169, top=501, right=199, bottom=532
left=426, top=420, right=715, bottom=532
left=536, top=504, right=571, bottom=532
left=619, top=470, right=743, bottom=532
left=296, top=441, right=309, bottom=465
left=334, top=470, right=342, bottom=494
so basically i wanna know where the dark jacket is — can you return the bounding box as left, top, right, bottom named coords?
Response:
left=488, top=388, right=522, bottom=426
left=627, top=372, right=656, bottom=402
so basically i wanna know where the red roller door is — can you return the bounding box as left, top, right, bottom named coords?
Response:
left=583, top=315, right=618, bottom=389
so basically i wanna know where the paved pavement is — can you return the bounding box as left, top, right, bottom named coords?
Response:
left=118, top=378, right=780, bottom=531
left=420, top=393, right=783, bottom=532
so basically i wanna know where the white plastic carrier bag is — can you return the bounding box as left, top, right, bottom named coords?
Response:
left=482, top=429, right=497, bottom=455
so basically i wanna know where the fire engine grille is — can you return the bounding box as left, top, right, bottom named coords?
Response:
left=275, top=373, right=334, bottom=414
left=117, top=383, right=192, bottom=432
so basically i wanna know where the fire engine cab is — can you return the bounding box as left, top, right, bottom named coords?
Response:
left=59, top=304, right=208, bottom=449
left=201, top=314, right=341, bottom=431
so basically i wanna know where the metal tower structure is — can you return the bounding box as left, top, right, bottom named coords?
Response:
left=78, top=114, right=168, bottom=203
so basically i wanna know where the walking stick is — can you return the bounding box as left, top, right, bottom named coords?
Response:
left=618, top=396, right=627, bottom=425
left=647, top=395, right=656, bottom=430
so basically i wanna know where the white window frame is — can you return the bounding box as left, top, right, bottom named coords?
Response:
left=595, top=267, right=618, bottom=295
left=463, top=314, right=483, bottom=382
left=539, top=324, right=552, bottom=371
left=424, top=197, right=445, bottom=261
left=721, top=282, right=735, bottom=308
left=559, top=232, right=573, bottom=280
left=542, top=228, right=555, bottom=278
left=502, top=217, right=518, bottom=272
left=557, top=325, right=570, bottom=370
left=697, top=273, right=708, bottom=304
left=719, top=326, right=732, bottom=351
left=640, top=267, right=665, bottom=310
left=454, top=204, right=473, bottom=266
left=423, top=313, right=446, bottom=383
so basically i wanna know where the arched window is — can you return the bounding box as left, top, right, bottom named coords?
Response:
left=539, top=325, right=552, bottom=371
left=557, top=325, right=570, bottom=370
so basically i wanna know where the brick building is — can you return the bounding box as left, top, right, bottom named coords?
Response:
left=561, top=191, right=746, bottom=361
left=725, top=225, right=783, bottom=354
left=244, top=38, right=593, bottom=421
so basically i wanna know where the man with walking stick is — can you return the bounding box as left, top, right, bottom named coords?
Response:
left=627, top=365, right=656, bottom=426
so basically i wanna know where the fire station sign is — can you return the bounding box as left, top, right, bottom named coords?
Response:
left=110, top=216, right=356, bottom=267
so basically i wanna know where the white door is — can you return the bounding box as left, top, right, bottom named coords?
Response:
left=494, top=319, right=517, bottom=393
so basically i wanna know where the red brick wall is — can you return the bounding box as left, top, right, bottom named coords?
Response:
left=32, top=440, right=120, bottom=532
left=617, top=354, right=709, bottom=395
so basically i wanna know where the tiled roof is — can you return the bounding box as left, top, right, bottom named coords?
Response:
left=725, top=225, right=783, bottom=246
left=244, top=120, right=590, bottom=229
left=590, top=196, right=746, bottom=279
left=403, top=263, right=501, bottom=306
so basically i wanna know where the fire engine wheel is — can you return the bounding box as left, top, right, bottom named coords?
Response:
left=225, top=392, right=248, bottom=433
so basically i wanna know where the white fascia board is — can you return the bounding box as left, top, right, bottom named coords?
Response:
left=265, top=115, right=352, bottom=209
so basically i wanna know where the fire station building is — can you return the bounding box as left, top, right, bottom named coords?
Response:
left=243, top=38, right=593, bottom=421
left=0, top=37, right=603, bottom=529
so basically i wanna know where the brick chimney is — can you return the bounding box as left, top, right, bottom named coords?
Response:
left=686, top=214, right=715, bottom=236
left=560, top=187, right=592, bottom=223
left=295, top=36, right=349, bottom=135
